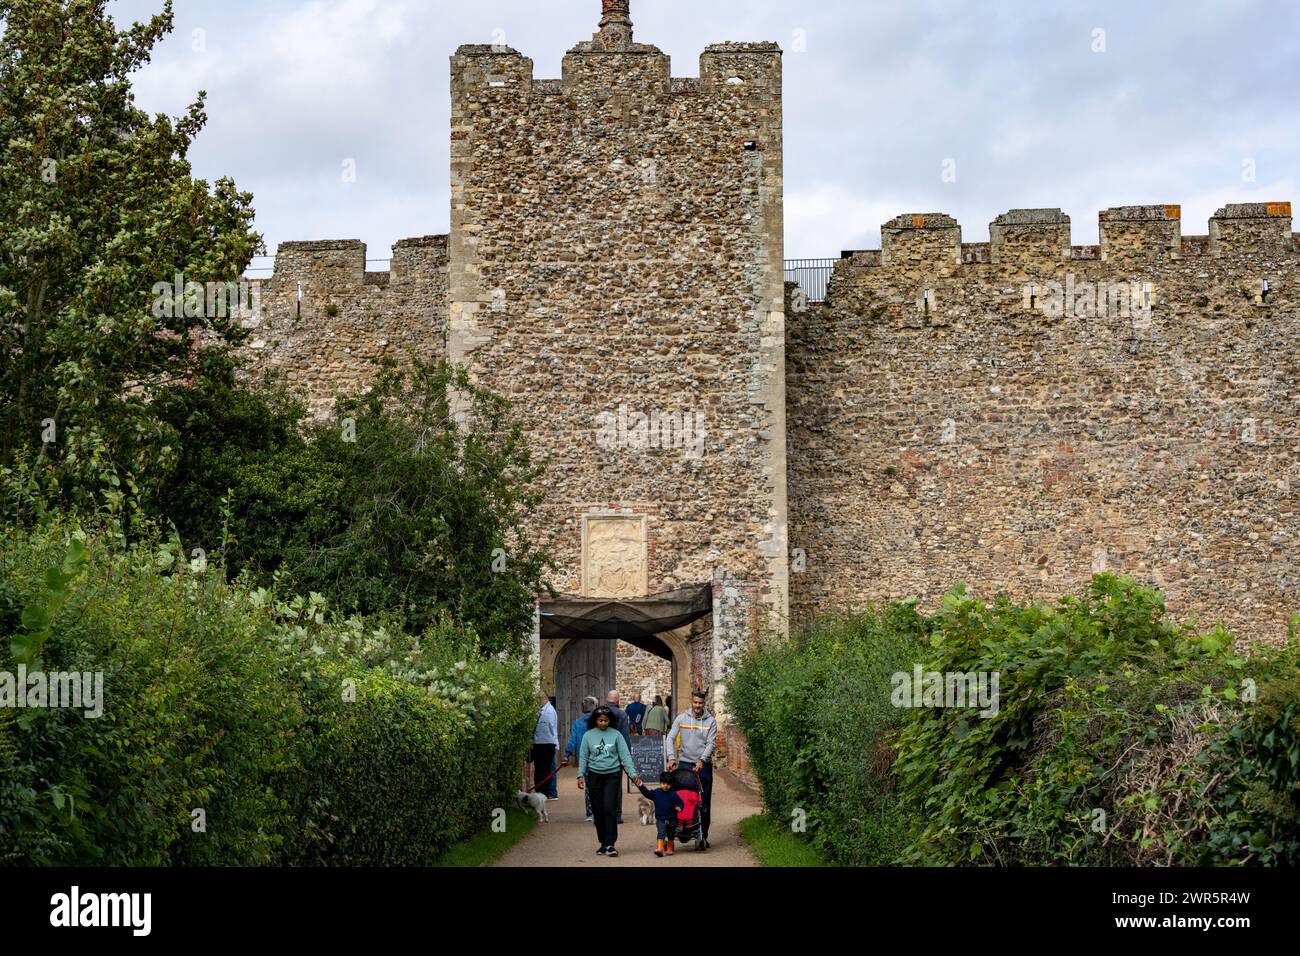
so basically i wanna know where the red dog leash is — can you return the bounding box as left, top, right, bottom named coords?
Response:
left=526, top=764, right=562, bottom=794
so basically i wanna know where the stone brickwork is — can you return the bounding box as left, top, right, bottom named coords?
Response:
left=446, top=9, right=788, bottom=701
left=722, top=723, right=758, bottom=790
left=240, top=236, right=448, bottom=417
left=615, top=643, right=671, bottom=706
left=788, top=202, right=1300, bottom=646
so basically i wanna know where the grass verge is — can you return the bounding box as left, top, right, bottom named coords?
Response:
left=738, top=814, right=831, bottom=867
left=432, top=807, right=539, bottom=867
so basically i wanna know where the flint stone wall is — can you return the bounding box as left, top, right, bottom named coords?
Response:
left=788, top=203, right=1300, bottom=646
left=239, top=236, right=448, bottom=416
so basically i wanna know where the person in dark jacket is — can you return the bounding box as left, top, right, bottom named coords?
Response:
left=605, top=690, right=631, bottom=744
left=625, top=693, right=647, bottom=735
left=561, top=695, right=599, bottom=821
left=605, top=690, right=631, bottom=823
left=635, top=772, right=686, bottom=857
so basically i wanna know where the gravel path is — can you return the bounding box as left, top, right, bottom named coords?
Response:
left=493, top=765, right=762, bottom=868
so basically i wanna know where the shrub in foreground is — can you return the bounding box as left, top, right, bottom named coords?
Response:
left=730, top=602, right=928, bottom=865
left=731, top=575, right=1300, bottom=867
left=0, top=521, right=534, bottom=866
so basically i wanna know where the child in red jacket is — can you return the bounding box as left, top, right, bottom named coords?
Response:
left=674, top=787, right=701, bottom=854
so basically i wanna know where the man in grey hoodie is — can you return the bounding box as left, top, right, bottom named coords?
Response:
left=666, top=689, right=719, bottom=849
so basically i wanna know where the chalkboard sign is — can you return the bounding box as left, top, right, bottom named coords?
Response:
left=627, top=736, right=666, bottom=791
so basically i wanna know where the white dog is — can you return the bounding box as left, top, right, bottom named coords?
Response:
left=515, top=790, right=549, bottom=823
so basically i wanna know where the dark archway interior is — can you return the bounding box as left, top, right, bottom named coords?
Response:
left=627, top=632, right=672, bottom=661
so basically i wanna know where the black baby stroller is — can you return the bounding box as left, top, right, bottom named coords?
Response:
left=669, top=766, right=706, bottom=851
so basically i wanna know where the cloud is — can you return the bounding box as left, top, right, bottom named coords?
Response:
left=108, top=0, right=1300, bottom=260
left=785, top=184, right=913, bottom=259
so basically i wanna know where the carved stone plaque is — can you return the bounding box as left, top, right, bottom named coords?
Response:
left=583, top=516, right=647, bottom=598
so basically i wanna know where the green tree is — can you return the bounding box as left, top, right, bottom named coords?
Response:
left=152, top=358, right=554, bottom=656
left=0, top=0, right=260, bottom=514
left=314, top=360, right=552, bottom=653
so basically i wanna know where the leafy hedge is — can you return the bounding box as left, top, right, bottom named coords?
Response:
left=731, top=575, right=1300, bottom=866
left=729, top=602, right=928, bottom=865
left=0, top=521, right=535, bottom=866
left=279, top=615, right=536, bottom=866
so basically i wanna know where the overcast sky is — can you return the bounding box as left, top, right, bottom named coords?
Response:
left=107, top=0, right=1300, bottom=263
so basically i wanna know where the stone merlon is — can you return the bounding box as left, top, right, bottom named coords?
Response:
left=871, top=203, right=1296, bottom=265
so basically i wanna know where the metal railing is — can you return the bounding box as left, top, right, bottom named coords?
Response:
left=784, top=257, right=837, bottom=303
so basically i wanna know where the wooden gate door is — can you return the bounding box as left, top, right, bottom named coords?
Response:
left=554, top=639, right=617, bottom=746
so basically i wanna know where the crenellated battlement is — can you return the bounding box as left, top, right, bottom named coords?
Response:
left=390, top=235, right=450, bottom=284
left=881, top=214, right=961, bottom=267
left=263, top=236, right=448, bottom=288
left=990, top=208, right=1072, bottom=264
left=450, top=45, right=536, bottom=96
left=1098, top=204, right=1182, bottom=261
left=238, top=236, right=450, bottom=416
left=450, top=38, right=781, bottom=100
left=794, top=198, right=1300, bottom=651
left=868, top=203, right=1296, bottom=269
left=1209, top=202, right=1294, bottom=256
left=699, top=42, right=783, bottom=92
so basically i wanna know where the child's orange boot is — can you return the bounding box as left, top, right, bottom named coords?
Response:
left=655, top=840, right=664, bottom=857
left=665, top=839, right=674, bottom=855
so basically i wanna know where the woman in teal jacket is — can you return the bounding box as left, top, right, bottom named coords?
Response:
left=577, top=705, right=641, bottom=856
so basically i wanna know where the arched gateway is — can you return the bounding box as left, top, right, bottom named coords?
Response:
left=541, top=586, right=712, bottom=734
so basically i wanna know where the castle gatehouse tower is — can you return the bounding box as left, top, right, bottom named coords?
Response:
left=448, top=2, right=787, bottom=739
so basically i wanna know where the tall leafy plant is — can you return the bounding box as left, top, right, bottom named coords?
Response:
left=0, top=0, right=261, bottom=515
